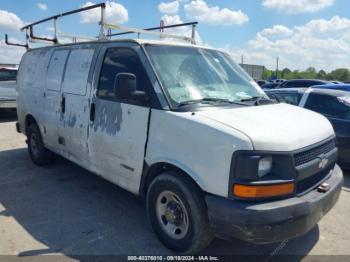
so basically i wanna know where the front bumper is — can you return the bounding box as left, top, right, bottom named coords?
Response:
left=206, top=164, right=343, bottom=244
left=0, top=99, right=16, bottom=109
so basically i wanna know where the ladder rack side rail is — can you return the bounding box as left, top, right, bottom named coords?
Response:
left=104, top=23, right=193, bottom=42
left=57, top=32, right=97, bottom=41
left=108, top=22, right=198, bottom=37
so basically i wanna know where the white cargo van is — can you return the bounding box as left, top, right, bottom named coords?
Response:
left=15, top=39, right=343, bottom=253
left=13, top=5, right=343, bottom=254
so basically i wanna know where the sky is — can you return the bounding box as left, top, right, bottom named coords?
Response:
left=0, top=0, right=349, bottom=71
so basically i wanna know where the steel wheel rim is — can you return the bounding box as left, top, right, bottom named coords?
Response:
left=156, top=190, right=189, bottom=240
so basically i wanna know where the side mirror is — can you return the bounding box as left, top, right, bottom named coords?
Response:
left=114, top=73, right=137, bottom=99
left=114, top=73, right=148, bottom=104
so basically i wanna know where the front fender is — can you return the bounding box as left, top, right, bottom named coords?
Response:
left=145, top=109, right=253, bottom=197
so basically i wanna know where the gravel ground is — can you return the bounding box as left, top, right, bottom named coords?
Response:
left=0, top=109, right=349, bottom=261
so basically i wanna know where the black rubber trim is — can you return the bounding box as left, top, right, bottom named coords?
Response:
left=207, top=164, right=343, bottom=244
left=16, top=122, right=21, bottom=133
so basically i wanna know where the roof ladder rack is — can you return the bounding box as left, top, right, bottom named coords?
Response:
left=4, top=3, right=106, bottom=48
left=4, top=2, right=198, bottom=48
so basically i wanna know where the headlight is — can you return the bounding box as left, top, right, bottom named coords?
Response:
left=233, top=154, right=273, bottom=180
left=258, top=156, right=272, bottom=178
left=230, top=151, right=296, bottom=200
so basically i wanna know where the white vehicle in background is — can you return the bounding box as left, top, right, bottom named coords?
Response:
left=0, top=67, right=17, bottom=109
left=12, top=4, right=344, bottom=254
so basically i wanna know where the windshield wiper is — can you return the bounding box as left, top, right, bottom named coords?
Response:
left=240, top=96, right=275, bottom=106
left=177, top=97, right=247, bottom=107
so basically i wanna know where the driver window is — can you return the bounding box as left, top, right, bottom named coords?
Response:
left=97, top=47, right=151, bottom=106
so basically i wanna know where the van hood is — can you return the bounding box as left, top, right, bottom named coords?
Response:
left=197, top=103, right=334, bottom=151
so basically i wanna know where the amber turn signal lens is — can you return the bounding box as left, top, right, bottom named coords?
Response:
left=233, top=183, right=295, bottom=198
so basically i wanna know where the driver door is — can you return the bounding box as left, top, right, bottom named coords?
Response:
left=88, top=44, right=152, bottom=193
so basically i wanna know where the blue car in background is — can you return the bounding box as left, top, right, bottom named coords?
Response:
left=312, top=84, right=350, bottom=92
left=266, top=88, right=350, bottom=170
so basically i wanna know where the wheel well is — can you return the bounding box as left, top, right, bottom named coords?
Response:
left=25, top=114, right=37, bottom=135
left=140, top=162, right=202, bottom=199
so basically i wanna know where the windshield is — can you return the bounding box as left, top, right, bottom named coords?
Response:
left=0, top=69, right=17, bottom=81
left=145, top=45, right=266, bottom=107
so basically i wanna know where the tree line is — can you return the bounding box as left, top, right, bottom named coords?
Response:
left=262, top=67, right=350, bottom=82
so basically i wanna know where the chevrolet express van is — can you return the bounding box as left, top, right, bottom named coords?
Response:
left=16, top=39, right=343, bottom=253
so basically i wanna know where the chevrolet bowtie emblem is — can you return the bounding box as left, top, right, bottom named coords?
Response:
left=318, top=155, right=329, bottom=169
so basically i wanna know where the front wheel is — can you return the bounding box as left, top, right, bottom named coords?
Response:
left=146, top=172, right=213, bottom=254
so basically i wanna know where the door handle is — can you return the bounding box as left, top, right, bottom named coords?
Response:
left=90, top=102, right=95, bottom=122
left=61, top=95, right=66, bottom=114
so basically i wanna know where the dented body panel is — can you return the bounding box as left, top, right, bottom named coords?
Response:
left=89, top=99, right=150, bottom=193
left=56, top=46, right=97, bottom=164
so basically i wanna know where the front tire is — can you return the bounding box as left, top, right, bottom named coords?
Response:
left=27, top=123, right=54, bottom=166
left=146, top=172, right=213, bottom=254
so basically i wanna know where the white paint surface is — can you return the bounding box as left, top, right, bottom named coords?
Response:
left=197, top=103, right=334, bottom=151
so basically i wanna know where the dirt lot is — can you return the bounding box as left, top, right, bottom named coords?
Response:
left=0, top=110, right=349, bottom=260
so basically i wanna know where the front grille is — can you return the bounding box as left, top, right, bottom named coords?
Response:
left=296, top=163, right=334, bottom=194
left=294, top=139, right=336, bottom=166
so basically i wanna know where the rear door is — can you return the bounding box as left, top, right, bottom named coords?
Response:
left=44, top=49, right=70, bottom=149
left=88, top=43, right=153, bottom=193
left=57, top=45, right=97, bottom=164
